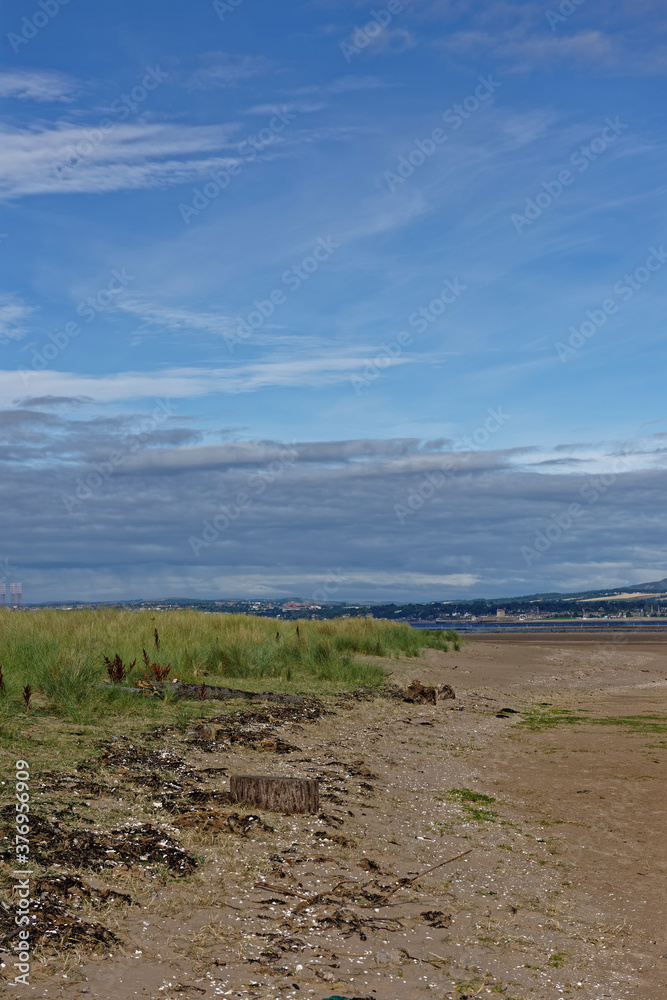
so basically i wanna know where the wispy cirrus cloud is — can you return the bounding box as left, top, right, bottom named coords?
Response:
left=0, top=113, right=369, bottom=199
left=440, top=27, right=618, bottom=72
left=1, top=349, right=411, bottom=405
left=290, top=75, right=395, bottom=99
left=0, top=121, right=240, bottom=198
left=0, top=293, right=35, bottom=342
left=185, top=52, right=271, bottom=91
left=0, top=69, right=78, bottom=102
left=325, top=74, right=394, bottom=93
left=431, top=0, right=667, bottom=75
left=117, top=299, right=240, bottom=342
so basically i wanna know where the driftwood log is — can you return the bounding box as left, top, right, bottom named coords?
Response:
left=403, top=679, right=456, bottom=704
left=404, top=679, right=437, bottom=705
left=230, top=775, right=319, bottom=814
left=100, top=682, right=304, bottom=704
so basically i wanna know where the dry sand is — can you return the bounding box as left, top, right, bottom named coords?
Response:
left=3, top=638, right=666, bottom=1000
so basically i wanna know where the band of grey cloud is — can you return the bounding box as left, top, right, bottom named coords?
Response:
left=1, top=401, right=665, bottom=603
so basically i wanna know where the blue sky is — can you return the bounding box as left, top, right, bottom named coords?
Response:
left=1, top=0, right=666, bottom=602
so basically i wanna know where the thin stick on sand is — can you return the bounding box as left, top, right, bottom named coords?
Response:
left=377, top=848, right=473, bottom=905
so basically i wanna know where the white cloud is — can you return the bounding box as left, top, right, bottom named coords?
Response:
left=2, top=351, right=410, bottom=404
left=437, top=11, right=667, bottom=76
left=443, top=27, right=616, bottom=71
left=327, top=75, right=390, bottom=92
left=118, top=300, right=240, bottom=340
left=244, top=102, right=327, bottom=115
left=0, top=121, right=240, bottom=198
left=0, top=114, right=366, bottom=199
left=291, top=75, right=394, bottom=99
left=0, top=69, right=78, bottom=102
left=186, top=53, right=271, bottom=91
left=0, top=294, right=34, bottom=342
left=340, top=190, right=429, bottom=241
left=368, top=27, right=418, bottom=56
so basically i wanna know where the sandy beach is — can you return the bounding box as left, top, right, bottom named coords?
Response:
left=4, top=637, right=666, bottom=1000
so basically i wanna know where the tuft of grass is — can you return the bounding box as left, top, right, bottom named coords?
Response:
left=447, top=787, right=496, bottom=805
left=446, top=787, right=498, bottom=822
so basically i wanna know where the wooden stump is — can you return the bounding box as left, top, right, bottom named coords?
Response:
left=230, top=775, right=319, bottom=814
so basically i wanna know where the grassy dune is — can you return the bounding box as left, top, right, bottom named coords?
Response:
left=0, top=608, right=459, bottom=724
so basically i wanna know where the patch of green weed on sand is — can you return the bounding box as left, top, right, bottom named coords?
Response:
left=446, top=787, right=498, bottom=822
left=591, top=714, right=667, bottom=734
left=520, top=706, right=586, bottom=731
left=520, top=705, right=667, bottom=734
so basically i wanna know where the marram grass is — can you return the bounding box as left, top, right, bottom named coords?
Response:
left=0, top=608, right=459, bottom=722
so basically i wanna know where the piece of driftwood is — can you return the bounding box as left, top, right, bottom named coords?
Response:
left=404, top=680, right=437, bottom=705
left=230, top=775, right=319, bottom=814
left=377, top=848, right=473, bottom=904
left=404, top=680, right=456, bottom=704
left=98, top=682, right=303, bottom=704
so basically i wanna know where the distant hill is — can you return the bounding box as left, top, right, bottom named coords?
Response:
left=633, top=577, right=667, bottom=593
left=483, top=577, right=667, bottom=603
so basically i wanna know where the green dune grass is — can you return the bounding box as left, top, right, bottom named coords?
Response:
left=0, top=608, right=459, bottom=723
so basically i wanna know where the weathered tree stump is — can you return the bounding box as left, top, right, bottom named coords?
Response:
left=230, top=775, right=319, bottom=814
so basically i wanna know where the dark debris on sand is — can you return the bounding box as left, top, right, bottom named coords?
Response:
left=185, top=699, right=325, bottom=754
left=0, top=697, right=338, bottom=962
left=0, top=805, right=198, bottom=875
left=0, top=874, right=127, bottom=950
